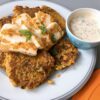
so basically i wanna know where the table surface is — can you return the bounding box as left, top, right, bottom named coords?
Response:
left=0, top=0, right=100, bottom=100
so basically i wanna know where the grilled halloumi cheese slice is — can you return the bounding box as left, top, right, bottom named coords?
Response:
left=12, top=12, right=54, bottom=48
left=12, top=13, right=43, bottom=49
left=0, top=12, right=64, bottom=56
left=0, top=24, right=38, bottom=56
left=12, top=12, right=64, bottom=49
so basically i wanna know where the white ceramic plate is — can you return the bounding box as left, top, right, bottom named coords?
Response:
left=0, top=0, right=96, bottom=100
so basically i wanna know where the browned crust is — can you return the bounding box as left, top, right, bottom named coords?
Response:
left=4, top=51, right=55, bottom=89
left=50, top=39, right=78, bottom=70
left=0, top=16, right=12, bottom=29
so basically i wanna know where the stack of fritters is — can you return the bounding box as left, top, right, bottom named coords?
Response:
left=0, top=5, right=78, bottom=89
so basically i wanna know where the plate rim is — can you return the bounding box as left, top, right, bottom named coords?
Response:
left=54, top=49, right=97, bottom=100
left=0, top=0, right=97, bottom=100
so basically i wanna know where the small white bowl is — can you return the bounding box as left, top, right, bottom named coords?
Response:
left=66, top=8, right=100, bottom=49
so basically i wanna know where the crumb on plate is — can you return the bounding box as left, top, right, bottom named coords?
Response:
left=47, top=79, right=55, bottom=84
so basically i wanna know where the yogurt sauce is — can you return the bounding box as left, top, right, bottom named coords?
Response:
left=70, top=14, right=100, bottom=42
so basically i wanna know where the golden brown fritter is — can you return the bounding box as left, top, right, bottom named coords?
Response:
left=4, top=51, right=54, bottom=89
left=13, top=5, right=65, bottom=30
left=50, top=39, right=78, bottom=70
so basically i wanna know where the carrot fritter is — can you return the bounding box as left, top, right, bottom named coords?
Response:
left=50, top=39, right=78, bottom=70
left=4, top=51, right=54, bottom=89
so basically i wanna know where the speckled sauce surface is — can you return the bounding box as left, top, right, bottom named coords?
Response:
left=70, top=15, right=100, bottom=42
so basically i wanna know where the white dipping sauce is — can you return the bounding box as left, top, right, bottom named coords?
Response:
left=70, top=14, right=100, bottom=42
